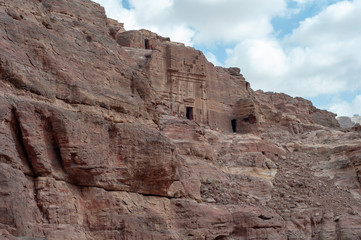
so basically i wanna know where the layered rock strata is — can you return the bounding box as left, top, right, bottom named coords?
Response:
left=1, top=0, right=361, bottom=239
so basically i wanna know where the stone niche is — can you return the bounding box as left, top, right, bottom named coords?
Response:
left=231, top=98, right=259, bottom=133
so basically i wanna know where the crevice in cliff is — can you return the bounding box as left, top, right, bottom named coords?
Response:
left=26, top=53, right=37, bottom=68
left=43, top=115, right=66, bottom=174
left=258, top=214, right=273, bottom=220
left=10, top=108, right=36, bottom=177
left=52, top=143, right=65, bottom=173
left=10, top=109, right=50, bottom=222
left=133, top=191, right=174, bottom=199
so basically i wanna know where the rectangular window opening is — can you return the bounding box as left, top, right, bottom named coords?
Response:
left=231, top=119, right=237, bottom=132
left=145, top=39, right=150, bottom=49
left=186, top=107, right=193, bottom=120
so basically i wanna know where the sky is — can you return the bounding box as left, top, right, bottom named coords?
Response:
left=93, top=0, right=361, bottom=117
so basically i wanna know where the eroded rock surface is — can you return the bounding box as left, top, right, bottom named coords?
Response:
left=338, top=115, right=361, bottom=129
left=1, top=0, right=361, bottom=239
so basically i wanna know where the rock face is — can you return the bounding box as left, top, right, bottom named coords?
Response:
left=338, top=115, right=361, bottom=128
left=338, top=116, right=356, bottom=128
left=1, top=0, right=361, bottom=239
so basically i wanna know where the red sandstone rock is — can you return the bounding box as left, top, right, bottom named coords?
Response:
left=1, top=0, right=361, bottom=239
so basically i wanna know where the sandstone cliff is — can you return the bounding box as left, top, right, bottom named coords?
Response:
left=1, top=0, right=361, bottom=239
left=338, top=115, right=361, bottom=129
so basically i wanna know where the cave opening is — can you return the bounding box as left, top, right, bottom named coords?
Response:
left=186, top=107, right=193, bottom=120
left=243, top=114, right=257, bottom=124
left=145, top=39, right=150, bottom=49
left=231, top=119, right=237, bottom=132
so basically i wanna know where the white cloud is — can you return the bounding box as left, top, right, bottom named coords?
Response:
left=165, top=25, right=195, bottom=46
left=94, top=0, right=288, bottom=45
left=226, top=0, right=361, bottom=100
left=93, top=0, right=122, bottom=17
left=204, top=52, right=222, bottom=66
left=289, top=1, right=360, bottom=45
left=329, top=95, right=361, bottom=116
left=169, top=0, right=287, bottom=44
left=94, top=0, right=139, bottom=29
left=293, top=0, right=313, bottom=4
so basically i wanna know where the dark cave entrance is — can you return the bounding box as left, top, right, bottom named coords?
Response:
left=186, top=107, right=193, bottom=120
left=231, top=119, right=237, bottom=132
left=145, top=39, right=150, bottom=49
